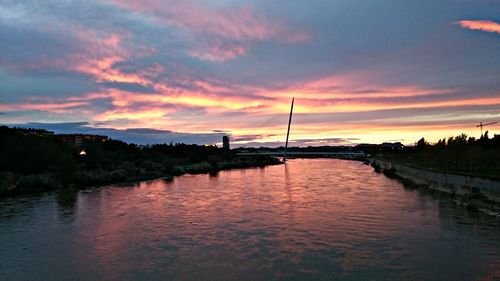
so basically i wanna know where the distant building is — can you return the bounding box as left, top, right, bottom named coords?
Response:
left=5, top=126, right=108, bottom=147
left=12, top=127, right=54, bottom=137
left=57, top=134, right=109, bottom=146
left=222, top=136, right=230, bottom=150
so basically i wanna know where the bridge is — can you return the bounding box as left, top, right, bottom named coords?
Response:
left=236, top=98, right=367, bottom=161
left=236, top=151, right=367, bottom=159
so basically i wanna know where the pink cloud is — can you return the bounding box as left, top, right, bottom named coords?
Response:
left=3, top=24, right=162, bottom=86
left=111, top=0, right=310, bottom=61
left=69, top=30, right=158, bottom=85
left=245, top=72, right=500, bottom=115
left=456, top=20, right=500, bottom=34
left=0, top=101, right=89, bottom=114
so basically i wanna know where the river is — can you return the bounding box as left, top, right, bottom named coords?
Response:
left=1, top=159, right=499, bottom=280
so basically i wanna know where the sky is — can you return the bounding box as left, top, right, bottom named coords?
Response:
left=1, top=0, right=499, bottom=146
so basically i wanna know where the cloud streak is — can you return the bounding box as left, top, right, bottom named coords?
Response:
left=10, top=122, right=225, bottom=145
left=457, top=20, right=500, bottom=34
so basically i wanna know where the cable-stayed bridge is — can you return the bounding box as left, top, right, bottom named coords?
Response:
left=242, top=97, right=367, bottom=161
left=236, top=151, right=366, bottom=160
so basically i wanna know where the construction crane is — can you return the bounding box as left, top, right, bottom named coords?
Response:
left=476, top=121, right=497, bottom=137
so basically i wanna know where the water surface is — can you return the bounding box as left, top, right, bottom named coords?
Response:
left=1, top=159, right=499, bottom=280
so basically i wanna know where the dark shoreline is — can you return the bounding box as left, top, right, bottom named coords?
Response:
left=0, top=156, right=283, bottom=198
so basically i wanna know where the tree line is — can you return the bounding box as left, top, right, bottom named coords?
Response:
left=0, top=126, right=280, bottom=196
left=385, top=131, right=500, bottom=179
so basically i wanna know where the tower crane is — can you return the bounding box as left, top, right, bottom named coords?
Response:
left=476, top=121, right=497, bottom=137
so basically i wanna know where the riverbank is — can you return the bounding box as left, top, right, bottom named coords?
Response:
left=370, top=159, right=500, bottom=216
left=0, top=156, right=282, bottom=197
left=0, top=126, right=286, bottom=198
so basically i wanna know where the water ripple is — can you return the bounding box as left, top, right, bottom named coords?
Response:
left=0, top=159, right=499, bottom=280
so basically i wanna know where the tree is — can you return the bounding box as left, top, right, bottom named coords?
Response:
left=416, top=137, right=428, bottom=149
left=454, top=133, right=467, bottom=145
left=483, top=130, right=489, bottom=140
left=436, top=138, right=446, bottom=147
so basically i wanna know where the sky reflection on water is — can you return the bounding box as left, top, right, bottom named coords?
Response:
left=0, top=159, right=499, bottom=280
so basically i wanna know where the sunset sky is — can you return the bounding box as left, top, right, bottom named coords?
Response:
left=1, top=0, right=499, bottom=146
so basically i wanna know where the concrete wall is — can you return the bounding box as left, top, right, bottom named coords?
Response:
left=372, top=159, right=500, bottom=204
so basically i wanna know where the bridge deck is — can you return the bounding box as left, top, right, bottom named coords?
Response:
left=236, top=151, right=366, bottom=158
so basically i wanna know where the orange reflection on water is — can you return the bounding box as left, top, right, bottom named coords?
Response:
left=58, top=159, right=500, bottom=280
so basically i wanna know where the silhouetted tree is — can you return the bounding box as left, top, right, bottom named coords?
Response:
left=482, top=130, right=489, bottom=140
left=416, top=137, right=428, bottom=149
left=0, top=126, right=280, bottom=195
left=380, top=132, right=500, bottom=179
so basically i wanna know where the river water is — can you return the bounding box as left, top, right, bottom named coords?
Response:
left=0, top=159, right=499, bottom=280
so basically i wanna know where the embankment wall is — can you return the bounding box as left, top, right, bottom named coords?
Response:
left=371, top=159, right=500, bottom=214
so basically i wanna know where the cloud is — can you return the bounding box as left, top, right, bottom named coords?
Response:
left=0, top=101, right=90, bottom=114
left=10, top=122, right=225, bottom=145
left=233, top=137, right=360, bottom=148
left=67, top=31, right=162, bottom=86
left=110, top=0, right=310, bottom=62
left=456, top=20, right=500, bottom=34
left=2, top=0, right=500, bottom=145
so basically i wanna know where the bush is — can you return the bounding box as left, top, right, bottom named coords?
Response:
left=0, top=172, right=16, bottom=196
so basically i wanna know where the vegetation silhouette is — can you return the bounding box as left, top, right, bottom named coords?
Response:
left=0, top=126, right=281, bottom=196
left=379, top=132, right=500, bottom=179
left=2, top=125, right=499, bottom=196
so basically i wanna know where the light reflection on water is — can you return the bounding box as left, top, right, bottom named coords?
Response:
left=0, top=159, right=499, bottom=280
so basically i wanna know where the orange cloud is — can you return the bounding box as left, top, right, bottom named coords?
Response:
left=255, top=74, right=467, bottom=114
left=87, top=88, right=267, bottom=116
left=97, top=108, right=173, bottom=121
left=74, top=55, right=150, bottom=85
left=9, top=61, right=497, bottom=145
left=55, top=70, right=500, bottom=143
left=286, top=96, right=500, bottom=114
left=65, top=29, right=161, bottom=85
left=456, top=20, right=500, bottom=34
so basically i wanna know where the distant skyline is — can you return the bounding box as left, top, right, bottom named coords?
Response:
left=1, top=0, right=499, bottom=146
